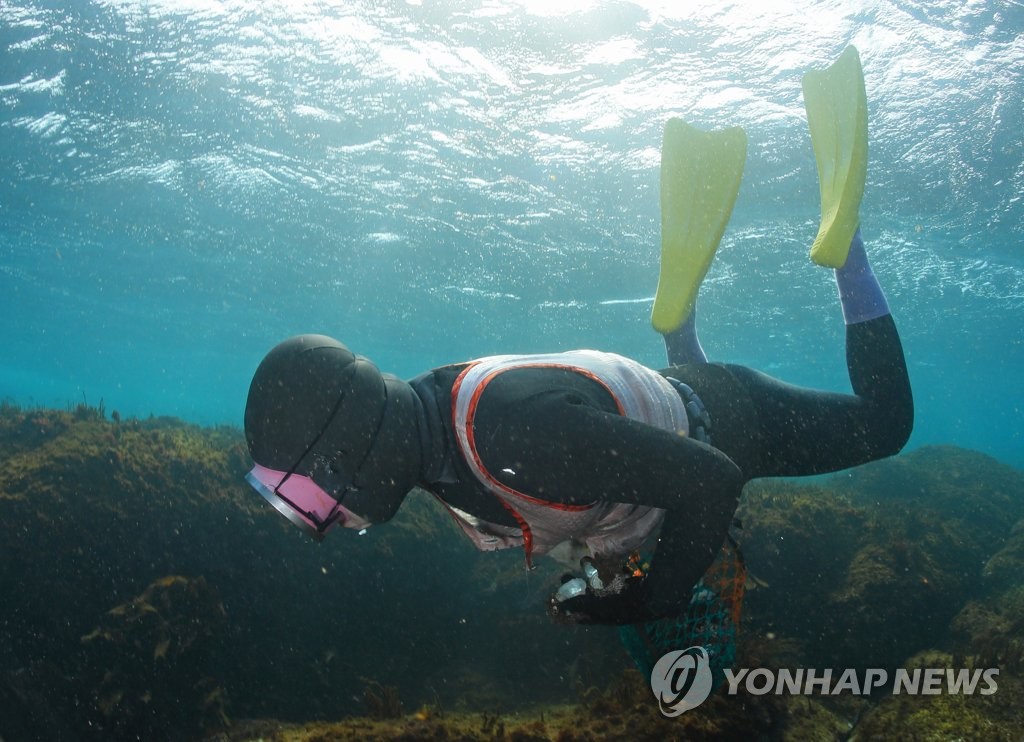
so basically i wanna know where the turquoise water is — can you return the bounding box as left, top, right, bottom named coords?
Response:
left=2, top=0, right=1022, bottom=467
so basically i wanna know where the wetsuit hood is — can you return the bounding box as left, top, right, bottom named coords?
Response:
left=244, top=334, right=420, bottom=525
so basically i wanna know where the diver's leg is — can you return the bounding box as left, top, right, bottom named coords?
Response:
left=835, top=228, right=889, bottom=323
left=738, top=47, right=914, bottom=476
left=728, top=230, right=912, bottom=477
left=662, top=307, right=708, bottom=365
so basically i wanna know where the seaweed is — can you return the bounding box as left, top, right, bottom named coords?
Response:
left=850, top=651, right=1023, bottom=741
left=359, top=677, right=404, bottom=719
left=77, top=575, right=229, bottom=738
left=2, top=404, right=1024, bottom=739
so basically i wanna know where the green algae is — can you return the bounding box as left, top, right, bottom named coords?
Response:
left=849, top=651, right=1024, bottom=741
left=738, top=446, right=1024, bottom=674
left=1, top=404, right=1023, bottom=739
left=80, top=575, right=230, bottom=737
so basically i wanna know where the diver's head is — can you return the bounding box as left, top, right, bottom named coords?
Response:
left=243, top=334, right=420, bottom=540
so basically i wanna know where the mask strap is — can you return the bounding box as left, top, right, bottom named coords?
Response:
left=344, top=376, right=389, bottom=492
left=273, top=362, right=359, bottom=496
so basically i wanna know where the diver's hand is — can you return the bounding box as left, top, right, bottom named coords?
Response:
left=549, top=574, right=657, bottom=626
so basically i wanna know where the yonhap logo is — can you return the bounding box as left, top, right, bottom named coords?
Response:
left=649, top=646, right=1000, bottom=717
left=649, top=646, right=714, bottom=716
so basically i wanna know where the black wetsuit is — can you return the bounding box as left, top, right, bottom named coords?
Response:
left=411, top=314, right=912, bottom=616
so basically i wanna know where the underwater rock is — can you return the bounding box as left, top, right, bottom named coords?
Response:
left=847, top=650, right=1021, bottom=741
left=0, top=661, right=82, bottom=741
left=982, top=520, right=1024, bottom=593
left=211, top=669, right=857, bottom=741
left=951, top=519, right=1024, bottom=676
left=2, top=405, right=1024, bottom=738
left=0, top=405, right=620, bottom=734
left=738, top=445, right=1024, bottom=672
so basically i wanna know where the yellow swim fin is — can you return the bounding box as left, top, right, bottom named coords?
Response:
left=652, top=120, right=746, bottom=334
left=802, top=45, right=868, bottom=268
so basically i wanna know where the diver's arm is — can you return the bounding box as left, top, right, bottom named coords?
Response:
left=478, top=389, right=743, bottom=513
left=479, top=393, right=744, bottom=619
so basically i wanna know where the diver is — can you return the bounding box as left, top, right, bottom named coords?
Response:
left=242, top=47, right=912, bottom=625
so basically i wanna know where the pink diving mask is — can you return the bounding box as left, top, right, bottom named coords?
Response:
left=246, top=463, right=371, bottom=540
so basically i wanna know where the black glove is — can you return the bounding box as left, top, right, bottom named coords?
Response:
left=549, top=574, right=658, bottom=626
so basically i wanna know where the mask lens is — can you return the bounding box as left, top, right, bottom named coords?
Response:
left=246, top=464, right=345, bottom=540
